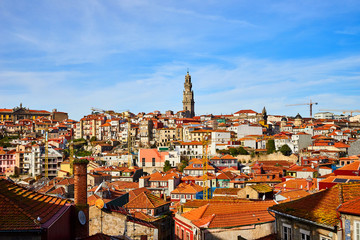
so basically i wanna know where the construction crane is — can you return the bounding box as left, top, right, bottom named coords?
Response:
left=69, top=139, right=74, bottom=175
left=286, top=99, right=318, bottom=118
left=202, top=135, right=210, bottom=200
left=45, top=129, right=49, bottom=178
left=319, top=109, right=360, bottom=116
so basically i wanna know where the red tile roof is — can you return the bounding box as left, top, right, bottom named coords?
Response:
left=128, top=187, right=151, bottom=201
left=57, top=177, right=74, bottom=186
left=143, top=171, right=180, bottom=181
left=288, top=165, right=317, bottom=172
left=192, top=210, right=274, bottom=229
left=276, top=189, right=311, bottom=201
left=270, top=183, right=360, bottom=227
left=125, top=192, right=169, bottom=209
left=274, top=178, right=317, bottom=191
left=0, top=179, right=70, bottom=230
left=181, top=201, right=275, bottom=229
left=319, top=175, right=360, bottom=183
left=336, top=160, right=360, bottom=171
left=213, top=188, right=240, bottom=196
left=234, top=109, right=257, bottom=114
left=171, top=183, right=203, bottom=194
left=338, top=197, right=360, bottom=216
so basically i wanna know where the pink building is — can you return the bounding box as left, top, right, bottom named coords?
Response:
left=0, top=147, right=16, bottom=174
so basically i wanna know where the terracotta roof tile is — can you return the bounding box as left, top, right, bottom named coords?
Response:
left=0, top=179, right=70, bottom=230
left=336, top=161, right=360, bottom=171
left=171, top=183, right=203, bottom=194
left=338, top=197, right=360, bottom=216
left=250, top=184, right=273, bottom=193
left=182, top=201, right=275, bottom=220
left=125, top=192, right=168, bottom=209
left=270, top=183, right=360, bottom=227
left=181, top=200, right=276, bottom=229
left=192, top=210, right=274, bottom=228
left=276, top=189, right=311, bottom=201
left=213, top=188, right=240, bottom=195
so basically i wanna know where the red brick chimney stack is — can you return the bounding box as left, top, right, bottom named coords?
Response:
left=74, top=161, right=88, bottom=205
left=73, top=160, right=89, bottom=239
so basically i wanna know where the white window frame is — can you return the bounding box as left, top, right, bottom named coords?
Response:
left=300, top=229, right=310, bottom=240
left=355, top=220, right=360, bottom=240
left=320, top=235, right=331, bottom=240
left=283, top=223, right=292, bottom=240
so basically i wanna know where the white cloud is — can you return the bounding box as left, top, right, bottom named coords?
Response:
left=1, top=55, right=360, bottom=119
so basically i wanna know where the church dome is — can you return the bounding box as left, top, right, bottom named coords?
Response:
left=295, top=113, right=303, bottom=119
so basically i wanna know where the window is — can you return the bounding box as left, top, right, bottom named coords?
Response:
left=355, top=221, right=360, bottom=240
left=300, top=229, right=310, bottom=240
left=142, top=158, right=145, bottom=167
left=152, top=158, right=155, bottom=166
left=320, top=236, right=331, bottom=240
left=283, top=224, right=292, bottom=240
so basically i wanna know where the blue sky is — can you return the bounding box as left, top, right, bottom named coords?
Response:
left=1, top=0, right=360, bottom=120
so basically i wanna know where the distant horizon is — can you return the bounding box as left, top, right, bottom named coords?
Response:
left=0, top=102, right=354, bottom=121
left=1, top=1, right=360, bottom=120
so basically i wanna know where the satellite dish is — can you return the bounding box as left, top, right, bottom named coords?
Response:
left=95, top=199, right=105, bottom=209
left=78, top=210, right=86, bottom=225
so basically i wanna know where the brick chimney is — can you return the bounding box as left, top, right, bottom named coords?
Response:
left=73, top=160, right=89, bottom=239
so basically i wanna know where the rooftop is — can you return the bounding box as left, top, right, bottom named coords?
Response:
left=270, top=183, right=360, bottom=227
left=0, top=179, right=70, bottom=231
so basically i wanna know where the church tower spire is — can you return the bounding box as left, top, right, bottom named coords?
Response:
left=182, top=71, right=195, bottom=118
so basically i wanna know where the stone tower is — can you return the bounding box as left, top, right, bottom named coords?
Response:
left=262, top=106, right=268, bottom=124
left=182, top=71, right=195, bottom=118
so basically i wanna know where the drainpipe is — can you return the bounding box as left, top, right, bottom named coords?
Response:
left=336, top=204, right=344, bottom=240
left=336, top=184, right=344, bottom=240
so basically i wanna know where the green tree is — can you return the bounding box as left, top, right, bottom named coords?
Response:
left=163, top=160, right=172, bottom=172
left=279, top=144, right=292, bottom=156
left=178, top=159, right=189, bottom=172
left=238, top=147, right=249, bottom=155
left=229, top=147, right=239, bottom=156
left=90, top=136, right=97, bottom=142
left=266, top=140, right=275, bottom=154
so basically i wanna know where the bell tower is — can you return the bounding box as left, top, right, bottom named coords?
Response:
left=182, top=71, right=195, bottom=118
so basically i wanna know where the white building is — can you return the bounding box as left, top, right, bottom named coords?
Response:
left=209, top=130, right=231, bottom=155
left=291, top=133, right=313, bottom=153
left=314, top=112, right=334, bottom=119
left=26, top=146, right=63, bottom=178
left=236, top=123, right=263, bottom=139
left=175, top=142, right=203, bottom=159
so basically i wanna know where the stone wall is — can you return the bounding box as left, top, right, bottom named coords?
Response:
left=204, top=222, right=275, bottom=240
left=349, top=139, right=360, bottom=156
left=237, top=152, right=298, bottom=164
left=89, top=206, right=158, bottom=240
